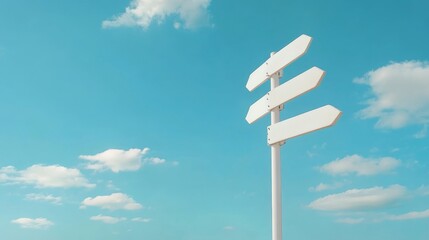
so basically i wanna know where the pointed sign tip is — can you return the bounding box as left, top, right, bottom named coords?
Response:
left=299, top=34, right=313, bottom=54
left=245, top=82, right=253, bottom=92
left=323, top=105, right=342, bottom=125
left=245, top=112, right=252, bottom=124
left=330, top=106, right=343, bottom=124
left=300, top=34, right=312, bottom=40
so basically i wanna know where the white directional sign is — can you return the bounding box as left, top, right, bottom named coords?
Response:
left=267, top=105, right=342, bottom=145
left=246, top=67, right=325, bottom=124
left=246, top=34, right=312, bottom=92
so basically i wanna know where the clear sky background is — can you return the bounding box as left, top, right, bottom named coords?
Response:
left=0, top=0, right=428, bottom=239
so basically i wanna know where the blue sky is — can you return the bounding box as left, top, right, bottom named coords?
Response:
left=0, top=0, right=428, bottom=239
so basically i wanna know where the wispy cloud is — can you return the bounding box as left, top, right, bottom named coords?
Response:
left=0, top=165, right=94, bottom=188
left=89, top=215, right=151, bottom=224
left=106, top=180, right=120, bottom=191
left=102, top=0, right=212, bottom=30
left=417, top=185, right=429, bottom=196
left=308, top=185, right=406, bottom=211
left=25, top=193, right=62, bottom=205
left=90, top=215, right=126, bottom=224
left=388, top=209, right=429, bottom=221
left=320, top=154, right=400, bottom=176
left=355, top=61, right=429, bottom=136
left=306, top=142, right=328, bottom=158
left=309, top=182, right=343, bottom=192
left=11, top=218, right=54, bottom=229
left=144, top=157, right=166, bottom=165
left=0, top=166, right=15, bottom=181
left=81, top=193, right=142, bottom=210
left=336, top=218, right=364, bottom=224
left=337, top=208, right=429, bottom=223
left=224, top=226, right=235, bottom=231
left=414, top=124, right=428, bottom=139
left=131, top=217, right=151, bottom=223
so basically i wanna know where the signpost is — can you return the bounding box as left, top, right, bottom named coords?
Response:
left=245, top=35, right=341, bottom=240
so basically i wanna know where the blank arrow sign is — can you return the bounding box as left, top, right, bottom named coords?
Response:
left=246, top=35, right=312, bottom=92
left=267, top=105, right=341, bottom=145
left=246, top=67, right=325, bottom=124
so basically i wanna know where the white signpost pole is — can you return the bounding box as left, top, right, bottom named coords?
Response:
left=270, top=52, right=282, bottom=240
left=245, top=35, right=342, bottom=240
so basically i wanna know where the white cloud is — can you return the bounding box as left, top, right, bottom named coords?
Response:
left=90, top=215, right=126, bottom=224
left=389, top=209, right=429, bottom=220
left=417, top=185, right=429, bottom=196
left=131, top=217, right=151, bottom=223
left=336, top=218, right=364, bottom=224
left=25, top=193, right=62, bottom=205
left=0, top=166, right=15, bottom=181
left=102, top=0, right=212, bottom=29
left=320, top=154, right=400, bottom=176
left=414, top=124, right=428, bottom=138
left=80, top=148, right=149, bottom=172
left=81, top=193, right=142, bottom=210
left=307, top=143, right=328, bottom=158
left=224, top=226, right=235, bottom=230
left=0, top=165, right=94, bottom=188
left=11, top=218, right=54, bottom=229
left=106, top=180, right=120, bottom=191
left=391, top=148, right=400, bottom=153
left=174, top=22, right=181, bottom=29
left=144, top=157, right=166, bottom=165
left=309, top=182, right=343, bottom=192
left=355, top=61, right=429, bottom=132
left=308, top=185, right=406, bottom=211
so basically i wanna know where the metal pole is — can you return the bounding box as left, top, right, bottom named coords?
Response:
left=270, top=52, right=282, bottom=240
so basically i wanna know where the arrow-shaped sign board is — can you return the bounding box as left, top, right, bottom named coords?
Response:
left=267, top=105, right=341, bottom=145
left=246, top=34, right=312, bottom=92
left=246, top=67, right=325, bottom=124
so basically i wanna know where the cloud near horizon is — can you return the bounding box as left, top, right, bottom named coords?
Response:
left=102, top=0, right=212, bottom=30
left=355, top=61, right=429, bottom=137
